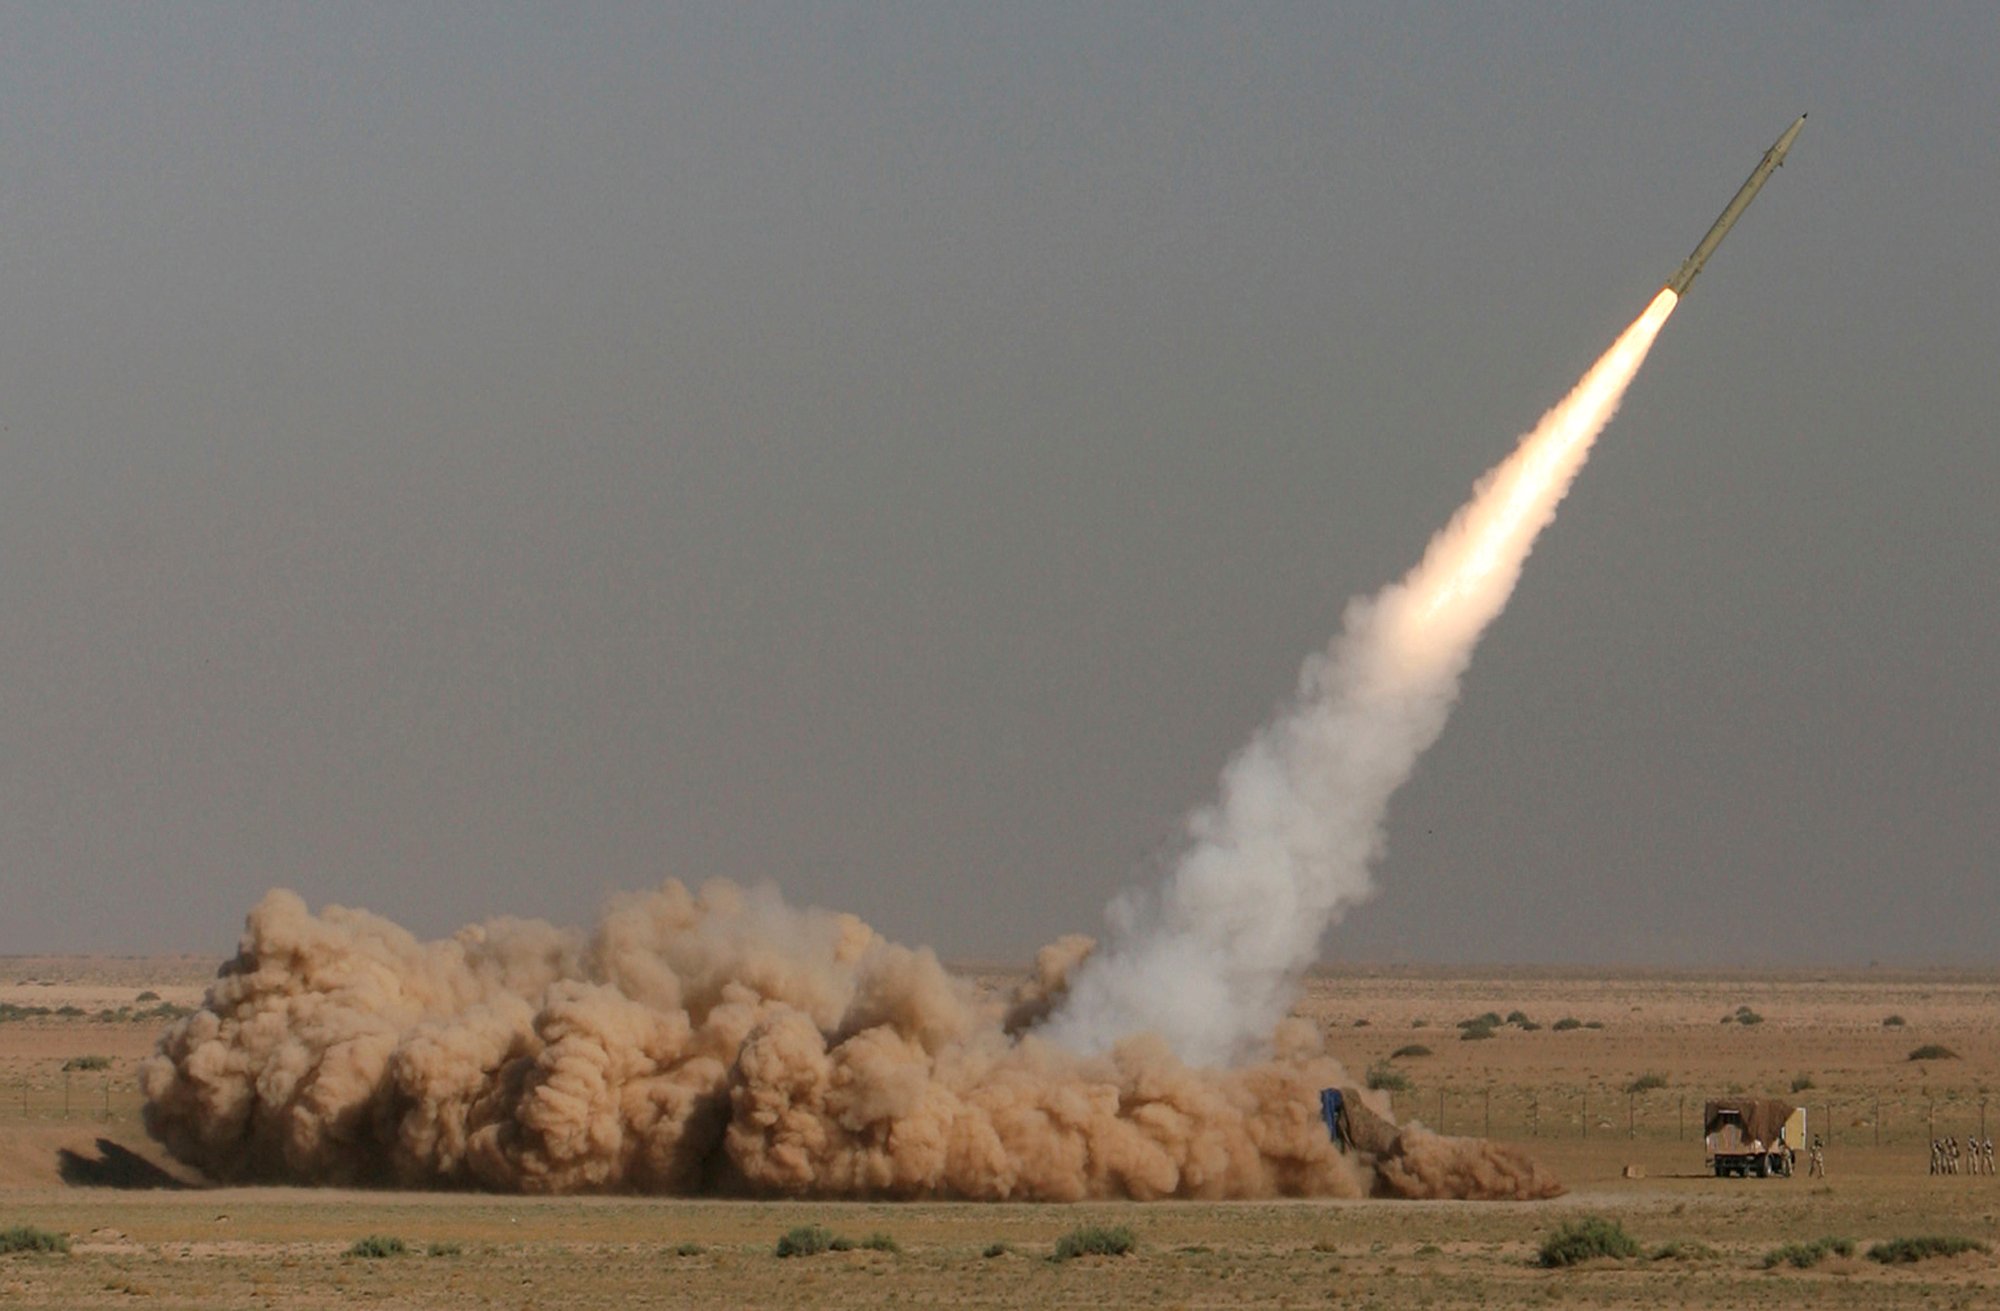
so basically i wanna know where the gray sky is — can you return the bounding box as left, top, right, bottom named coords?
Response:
left=1, top=3, right=1994, bottom=965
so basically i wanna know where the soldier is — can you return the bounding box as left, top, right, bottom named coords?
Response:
left=1808, top=1133, right=1826, bottom=1178
left=1930, top=1139, right=1943, bottom=1175
left=1948, top=1136, right=1961, bottom=1175
left=1985, top=1137, right=1996, bottom=1175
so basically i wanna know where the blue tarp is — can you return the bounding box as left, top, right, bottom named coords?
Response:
left=1319, top=1087, right=1347, bottom=1152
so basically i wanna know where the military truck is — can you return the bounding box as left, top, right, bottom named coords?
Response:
left=1703, top=1097, right=1806, bottom=1177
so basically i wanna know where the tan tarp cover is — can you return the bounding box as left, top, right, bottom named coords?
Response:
left=1703, top=1097, right=1797, bottom=1149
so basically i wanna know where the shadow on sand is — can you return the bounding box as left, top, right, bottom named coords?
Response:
left=58, top=1138, right=196, bottom=1189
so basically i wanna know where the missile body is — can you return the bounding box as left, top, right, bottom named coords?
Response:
left=1665, top=114, right=1805, bottom=296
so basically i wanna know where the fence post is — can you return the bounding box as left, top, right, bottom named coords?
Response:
left=1875, top=1094, right=1881, bottom=1147
left=1628, top=1092, right=1636, bottom=1139
left=1438, top=1089, right=1446, bottom=1135
left=1581, top=1089, right=1588, bottom=1140
left=1678, top=1094, right=1684, bottom=1141
left=1484, top=1086, right=1491, bottom=1139
left=1530, top=1091, right=1539, bottom=1138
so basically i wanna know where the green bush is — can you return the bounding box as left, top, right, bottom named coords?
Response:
left=1504, top=1010, right=1532, bottom=1026
left=672, top=1242, right=705, bottom=1256
left=1881, top=1014, right=1906, bottom=1027
left=1790, top=1072, right=1815, bottom=1093
left=426, top=1241, right=462, bottom=1258
left=0, top=1226, right=69, bottom=1255
left=1052, top=1226, right=1136, bottom=1261
left=1351, top=1018, right=1370, bottom=1027
left=1552, top=1017, right=1583, bottom=1032
left=860, top=1232, right=900, bottom=1253
left=1625, top=1073, right=1667, bottom=1095
left=983, top=1241, right=1012, bottom=1258
left=776, top=1226, right=835, bottom=1257
left=1907, top=1044, right=1958, bottom=1061
left=1536, top=1217, right=1639, bottom=1268
left=62, top=1054, right=112, bottom=1071
left=1366, top=1066, right=1411, bottom=1092
left=1762, top=1237, right=1853, bottom=1269
left=346, top=1236, right=407, bottom=1259
left=1389, top=1044, right=1432, bottom=1059
left=135, top=990, right=160, bottom=1002
left=1582, top=1020, right=1604, bottom=1030
left=1731, top=1006, right=1764, bottom=1026
left=1459, top=1025, right=1495, bottom=1041
left=1866, top=1235, right=1988, bottom=1264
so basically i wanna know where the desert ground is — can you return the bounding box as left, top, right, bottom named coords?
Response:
left=4, top=958, right=1998, bottom=1309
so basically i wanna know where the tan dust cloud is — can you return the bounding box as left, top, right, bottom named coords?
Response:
left=141, top=881, right=1557, bottom=1201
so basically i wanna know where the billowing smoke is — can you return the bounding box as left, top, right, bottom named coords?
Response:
left=141, top=881, right=1557, bottom=1200
left=139, top=293, right=1679, bottom=1203
left=1043, top=291, right=1680, bottom=1067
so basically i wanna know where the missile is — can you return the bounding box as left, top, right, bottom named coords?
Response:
left=1665, top=113, right=1806, bottom=296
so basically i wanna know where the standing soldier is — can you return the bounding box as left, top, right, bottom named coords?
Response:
left=1948, top=1135, right=1961, bottom=1175
left=1985, top=1137, right=1995, bottom=1175
left=1931, top=1139, right=1943, bottom=1175
left=1808, top=1133, right=1826, bottom=1178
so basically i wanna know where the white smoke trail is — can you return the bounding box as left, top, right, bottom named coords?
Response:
left=1044, top=290, right=1681, bottom=1067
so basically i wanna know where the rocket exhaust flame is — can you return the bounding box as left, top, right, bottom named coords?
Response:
left=1041, top=290, right=1680, bottom=1068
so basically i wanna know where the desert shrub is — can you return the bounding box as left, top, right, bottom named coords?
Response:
left=135, top=990, right=160, bottom=1002
left=1552, top=1017, right=1583, bottom=1032
left=426, top=1241, right=462, bottom=1258
left=1790, top=1072, right=1815, bottom=1093
left=1649, top=1240, right=1715, bottom=1262
left=1410, top=1018, right=1430, bottom=1029
left=1390, top=1044, right=1432, bottom=1059
left=1907, top=1044, right=1958, bottom=1061
left=1866, top=1235, right=1987, bottom=1264
left=672, top=1242, right=705, bottom=1256
left=1518, top=1020, right=1543, bottom=1031
left=775, top=1226, right=835, bottom=1258
left=828, top=1235, right=855, bottom=1252
left=860, top=1233, right=900, bottom=1253
left=1367, top=1066, right=1411, bottom=1092
left=1583, top=1020, right=1604, bottom=1030
left=1762, top=1236, right=1853, bottom=1269
left=1731, top=1006, right=1764, bottom=1026
left=1505, top=1010, right=1531, bottom=1026
left=1625, top=1073, right=1667, bottom=1095
left=1459, top=1025, right=1495, bottom=1041
left=1351, top=1018, right=1370, bottom=1027
left=62, top=1054, right=111, bottom=1071
left=346, top=1236, right=407, bottom=1259
left=1537, top=1216, right=1639, bottom=1268
left=1882, top=1014, right=1906, bottom=1027
left=1052, top=1225, right=1136, bottom=1261
left=982, top=1242, right=1012, bottom=1258
left=1474, top=1011, right=1504, bottom=1028
left=54, top=1004, right=85, bottom=1017
left=0, top=1226, right=69, bottom=1255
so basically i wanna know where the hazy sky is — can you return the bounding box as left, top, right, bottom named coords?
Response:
left=1, top=4, right=1994, bottom=966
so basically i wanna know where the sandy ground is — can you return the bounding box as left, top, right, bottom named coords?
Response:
left=3, top=958, right=1998, bottom=1309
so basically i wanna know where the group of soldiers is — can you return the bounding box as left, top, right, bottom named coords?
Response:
left=1928, top=1134, right=1996, bottom=1175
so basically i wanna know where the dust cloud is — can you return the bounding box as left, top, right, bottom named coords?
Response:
left=141, top=882, right=1556, bottom=1201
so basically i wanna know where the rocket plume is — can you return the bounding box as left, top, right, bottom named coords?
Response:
left=1043, top=290, right=1681, bottom=1067
left=134, top=287, right=1696, bottom=1205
